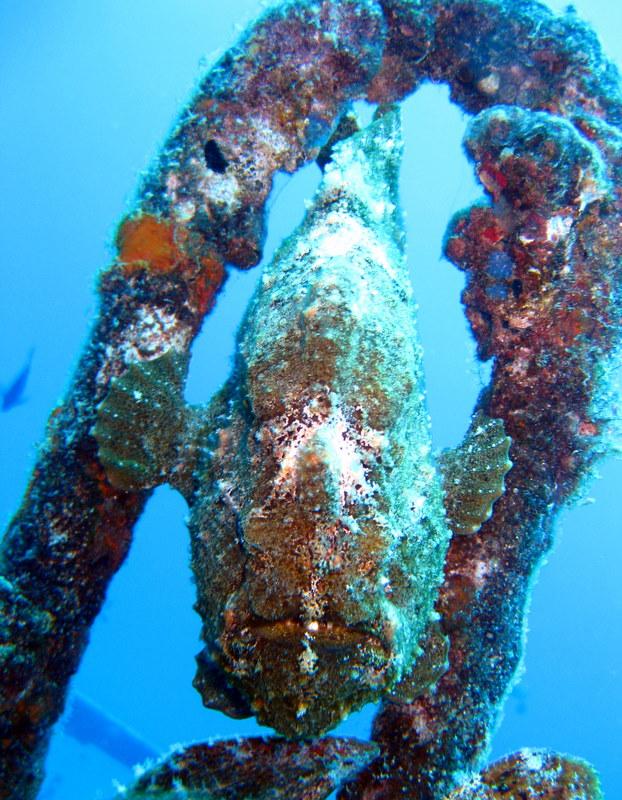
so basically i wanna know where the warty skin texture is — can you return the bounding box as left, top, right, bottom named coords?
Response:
left=1, top=0, right=622, bottom=797
left=189, top=109, right=450, bottom=737
left=94, top=109, right=452, bottom=739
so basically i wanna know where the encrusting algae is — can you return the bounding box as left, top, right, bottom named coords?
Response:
left=2, top=0, right=622, bottom=798
left=96, top=109, right=468, bottom=739
left=99, top=101, right=515, bottom=800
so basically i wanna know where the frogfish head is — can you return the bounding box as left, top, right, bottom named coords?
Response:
left=190, top=107, right=451, bottom=737
left=190, top=381, right=450, bottom=738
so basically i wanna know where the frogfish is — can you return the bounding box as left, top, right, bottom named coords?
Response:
left=93, top=107, right=511, bottom=738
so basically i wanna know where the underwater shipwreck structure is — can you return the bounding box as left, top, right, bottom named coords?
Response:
left=1, top=0, right=622, bottom=798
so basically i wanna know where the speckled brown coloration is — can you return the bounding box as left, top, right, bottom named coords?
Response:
left=94, top=109, right=451, bottom=739
left=370, top=0, right=622, bottom=124
left=445, top=749, right=602, bottom=799
left=439, top=411, right=511, bottom=536
left=140, top=0, right=386, bottom=269
left=118, top=737, right=378, bottom=800
left=187, top=109, right=450, bottom=738
left=341, top=104, right=622, bottom=800
left=2, top=0, right=622, bottom=798
left=0, top=3, right=385, bottom=796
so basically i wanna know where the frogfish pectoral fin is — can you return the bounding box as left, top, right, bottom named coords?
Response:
left=439, top=411, right=512, bottom=536
left=388, top=620, right=449, bottom=703
left=92, top=351, right=190, bottom=492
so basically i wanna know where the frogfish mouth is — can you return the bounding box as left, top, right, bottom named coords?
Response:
left=93, top=107, right=511, bottom=738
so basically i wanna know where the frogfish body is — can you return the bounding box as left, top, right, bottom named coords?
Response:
left=94, top=108, right=509, bottom=737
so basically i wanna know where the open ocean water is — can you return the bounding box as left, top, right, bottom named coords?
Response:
left=0, top=1, right=620, bottom=797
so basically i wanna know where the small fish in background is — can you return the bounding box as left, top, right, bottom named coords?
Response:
left=1, top=348, right=34, bottom=411
left=63, top=693, right=159, bottom=769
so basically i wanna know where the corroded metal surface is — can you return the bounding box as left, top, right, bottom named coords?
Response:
left=444, top=749, right=602, bottom=799
left=94, top=108, right=451, bottom=739
left=1, top=1, right=621, bottom=798
left=116, top=737, right=378, bottom=800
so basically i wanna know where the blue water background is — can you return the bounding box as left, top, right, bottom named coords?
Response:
left=0, top=1, right=620, bottom=796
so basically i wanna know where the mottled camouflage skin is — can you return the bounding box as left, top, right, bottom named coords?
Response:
left=189, top=110, right=450, bottom=736
left=96, top=110, right=452, bottom=737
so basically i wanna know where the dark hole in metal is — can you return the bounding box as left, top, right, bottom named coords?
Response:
left=204, top=139, right=229, bottom=173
